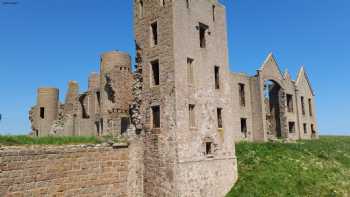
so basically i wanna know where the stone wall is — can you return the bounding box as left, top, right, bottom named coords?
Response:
left=0, top=145, right=129, bottom=197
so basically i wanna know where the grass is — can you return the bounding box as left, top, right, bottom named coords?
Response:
left=227, top=136, right=350, bottom=197
left=0, top=135, right=102, bottom=146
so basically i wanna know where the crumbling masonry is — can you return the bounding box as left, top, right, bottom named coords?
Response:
left=29, top=0, right=318, bottom=196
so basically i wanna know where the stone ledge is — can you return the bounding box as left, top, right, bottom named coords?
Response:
left=0, top=143, right=129, bottom=157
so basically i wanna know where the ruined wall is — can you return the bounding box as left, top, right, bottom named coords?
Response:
left=62, top=81, right=80, bottom=136
left=235, top=54, right=318, bottom=142
left=231, top=73, right=254, bottom=141
left=296, top=68, right=318, bottom=140
left=249, top=76, right=265, bottom=141
left=283, top=73, right=300, bottom=140
left=0, top=145, right=129, bottom=197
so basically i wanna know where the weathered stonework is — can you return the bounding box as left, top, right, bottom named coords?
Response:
left=0, top=145, right=129, bottom=196
left=27, top=0, right=319, bottom=196
left=30, top=51, right=133, bottom=137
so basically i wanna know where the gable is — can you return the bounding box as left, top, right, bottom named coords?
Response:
left=296, top=66, right=315, bottom=96
left=259, top=53, right=284, bottom=81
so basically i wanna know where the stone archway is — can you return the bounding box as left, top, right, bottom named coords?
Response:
left=264, top=80, right=287, bottom=139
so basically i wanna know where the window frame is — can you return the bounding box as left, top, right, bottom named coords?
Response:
left=199, top=23, right=208, bottom=48
left=217, top=108, right=223, bottom=129
left=150, top=21, right=158, bottom=47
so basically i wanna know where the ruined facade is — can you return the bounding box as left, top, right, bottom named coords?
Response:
left=28, top=0, right=318, bottom=196
left=29, top=51, right=133, bottom=137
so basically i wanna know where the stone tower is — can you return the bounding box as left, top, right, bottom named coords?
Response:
left=100, top=51, right=133, bottom=136
left=134, top=0, right=238, bottom=196
left=35, top=88, right=59, bottom=136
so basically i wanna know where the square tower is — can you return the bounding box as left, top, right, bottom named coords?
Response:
left=134, top=0, right=238, bottom=196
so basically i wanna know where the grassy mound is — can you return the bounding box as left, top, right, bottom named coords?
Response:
left=0, top=135, right=102, bottom=146
left=227, top=136, right=350, bottom=197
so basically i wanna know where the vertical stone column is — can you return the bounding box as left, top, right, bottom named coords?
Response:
left=279, top=89, right=288, bottom=138
left=64, top=81, right=79, bottom=114
left=63, top=81, right=80, bottom=136
left=88, top=72, right=100, bottom=91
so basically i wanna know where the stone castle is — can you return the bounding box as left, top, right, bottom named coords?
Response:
left=28, top=0, right=318, bottom=196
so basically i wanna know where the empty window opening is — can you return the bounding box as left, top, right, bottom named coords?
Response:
left=311, top=124, right=316, bottom=134
left=239, top=83, right=246, bottom=107
left=100, top=119, right=104, bottom=133
left=214, top=66, right=220, bottom=89
left=151, top=21, right=158, bottom=46
left=287, top=94, right=294, bottom=112
left=186, top=0, right=190, bottom=8
left=217, top=108, right=223, bottom=129
left=95, top=122, right=100, bottom=136
left=301, top=96, right=305, bottom=115
left=199, top=23, right=208, bottom=48
left=212, top=5, right=216, bottom=22
left=189, top=104, right=196, bottom=128
left=96, top=91, right=101, bottom=106
left=205, top=142, right=212, bottom=155
left=241, top=118, right=247, bottom=137
left=187, top=58, right=194, bottom=85
left=160, top=0, right=165, bottom=7
left=303, top=123, right=307, bottom=134
left=40, top=107, right=45, bottom=119
left=35, top=130, right=39, bottom=137
left=288, top=122, right=296, bottom=133
left=79, top=94, right=89, bottom=119
left=152, top=105, right=160, bottom=128
left=121, top=117, right=130, bottom=134
left=308, top=98, right=313, bottom=116
left=138, top=0, right=144, bottom=18
left=151, top=60, right=160, bottom=86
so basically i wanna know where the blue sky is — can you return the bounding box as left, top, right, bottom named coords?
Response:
left=0, top=0, right=349, bottom=135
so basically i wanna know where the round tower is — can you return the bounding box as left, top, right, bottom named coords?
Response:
left=36, top=87, right=59, bottom=136
left=99, top=51, right=132, bottom=135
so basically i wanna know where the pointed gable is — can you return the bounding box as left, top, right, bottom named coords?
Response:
left=283, top=69, right=292, bottom=81
left=259, top=53, right=284, bottom=81
left=296, top=66, right=315, bottom=96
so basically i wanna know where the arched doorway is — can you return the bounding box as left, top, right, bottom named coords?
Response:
left=264, top=80, right=284, bottom=138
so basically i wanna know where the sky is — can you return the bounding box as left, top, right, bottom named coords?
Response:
left=0, top=0, right=349, bottom=135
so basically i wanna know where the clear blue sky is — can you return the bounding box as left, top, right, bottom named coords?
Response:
left=0, top=0, right=349, bottom=135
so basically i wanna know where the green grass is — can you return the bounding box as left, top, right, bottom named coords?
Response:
left=0, top=135, right=102, bottom=146
left=227, top=136, right=350, bottom=197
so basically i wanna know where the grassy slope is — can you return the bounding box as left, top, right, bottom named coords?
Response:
left=227, top=136, right=350, bottom=197
left=0, top=135, right=102, bottom=146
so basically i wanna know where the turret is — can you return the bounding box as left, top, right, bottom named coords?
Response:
left=99, top=50, right=132, bottom=135
left=36, top=87, right=59, bottom=136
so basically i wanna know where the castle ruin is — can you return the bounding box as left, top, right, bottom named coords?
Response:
left=28, top=0, right=318, bottom=196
